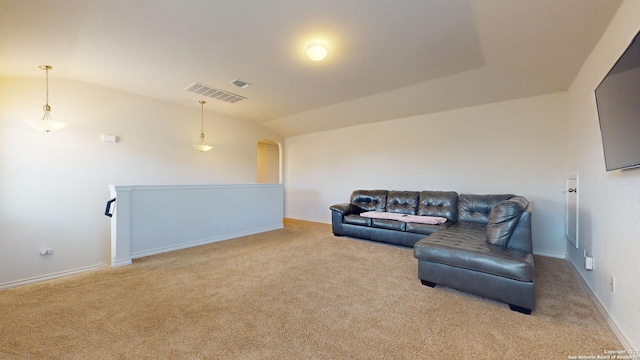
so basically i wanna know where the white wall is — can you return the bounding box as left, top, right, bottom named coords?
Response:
left=0, top=77, right=283, bottom=286
left=565, top=0, right=640, bottom=349
left=285, top=93, right=567, bottom=257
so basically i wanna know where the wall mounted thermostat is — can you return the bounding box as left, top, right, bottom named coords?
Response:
left=101, top=134, right=118, bottom=143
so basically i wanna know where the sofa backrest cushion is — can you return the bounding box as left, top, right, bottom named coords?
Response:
left=350, top=190, right=389, bottom=212
left=417, top=191, right=459, bottom=222
left=486, top=196, right=529, bottom=247
left=386, top=191, right=420, bottom=214
left=458, top=194, right=514, bottom=224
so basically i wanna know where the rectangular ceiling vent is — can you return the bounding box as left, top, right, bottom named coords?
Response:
left=185, top=82, right=247, bottom=103
left=230, top=79, right=252, bottom=89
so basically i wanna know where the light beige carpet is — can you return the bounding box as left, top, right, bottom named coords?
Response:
left=0, top=219, right=621, bottom=359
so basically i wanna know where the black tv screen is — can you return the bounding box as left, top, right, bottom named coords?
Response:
left=595, top=29, right=640, bottom=171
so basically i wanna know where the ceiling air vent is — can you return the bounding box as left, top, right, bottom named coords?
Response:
left=185, top=82, right=247, bottom=103
left=230, top=79, right=252, bottom=89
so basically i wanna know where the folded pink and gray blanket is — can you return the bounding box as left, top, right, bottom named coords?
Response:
left=360, top=211, right=447, bottom=225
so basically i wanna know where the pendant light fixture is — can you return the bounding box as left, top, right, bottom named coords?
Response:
left=24, top=65, right=68, bottom=132
left=192, top=100, right=213, bottom=152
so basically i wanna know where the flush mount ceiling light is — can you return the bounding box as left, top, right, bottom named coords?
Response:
left=307, top=42, right=327, bottom=61
left=192, top=100, right=213, bottom=152
left=24, top=65, right=68, bottom=132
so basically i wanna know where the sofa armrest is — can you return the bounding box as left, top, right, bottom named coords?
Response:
left=330, top=203, right=363, bottom=236
left=507, top=210, right=533, bottom=253
left=330, top=203, right=362, bottom=215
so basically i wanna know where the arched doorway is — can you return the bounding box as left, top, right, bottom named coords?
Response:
left=257, top=139, right=281, bottom=183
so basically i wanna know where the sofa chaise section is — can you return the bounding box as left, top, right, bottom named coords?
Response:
left=414, top=194, right=534, bottom=314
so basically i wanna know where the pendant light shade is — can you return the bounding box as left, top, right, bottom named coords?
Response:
left=192, top=100, right=213, bottom=152
left=24, top=65, right=68, bottom=132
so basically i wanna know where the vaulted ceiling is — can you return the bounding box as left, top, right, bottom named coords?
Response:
left=0, top=0, right=623, bottom=136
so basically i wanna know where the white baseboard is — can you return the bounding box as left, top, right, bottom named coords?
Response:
left=285, top=215, right=330, bottom=224
left=1, top=227, right=286, bottom=288
left=566, top=259, right=634, bottom=350
left=286, top=219, right=578, bottom=260
left=129, top=225, right=285, bottom=260
left=533, top=249, right=566, bottom=259
left=111, top=258, right=133, bottom=267
left=0, top=264, right=100, bottom=290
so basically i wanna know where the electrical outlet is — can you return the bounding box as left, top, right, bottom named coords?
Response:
left=609, top=276, right=616, bottom=293
left=212, top=218, right=217, bottom=227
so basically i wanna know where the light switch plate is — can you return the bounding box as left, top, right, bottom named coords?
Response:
left=585, top=256, right=594, bottom=270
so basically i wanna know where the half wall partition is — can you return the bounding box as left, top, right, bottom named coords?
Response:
left=108, top=184, right=284, bottom=267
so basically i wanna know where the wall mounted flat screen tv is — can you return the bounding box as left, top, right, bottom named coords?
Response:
left=595, top=29, right=640, bottom=171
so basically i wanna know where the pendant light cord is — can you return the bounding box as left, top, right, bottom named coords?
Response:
left=39, top=65, right=52, bottom=111
left=45, top=67, right=49, bottom=106
left=199, top=100, right=206, bottom=145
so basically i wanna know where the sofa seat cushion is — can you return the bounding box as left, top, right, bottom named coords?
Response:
left=406, top=220, right=454, bottom=235
left=372, top=219, right=406, bottom=231
left=344, top=214, right=372, bottom=226
left=414, top=222, right=533, bottom=282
